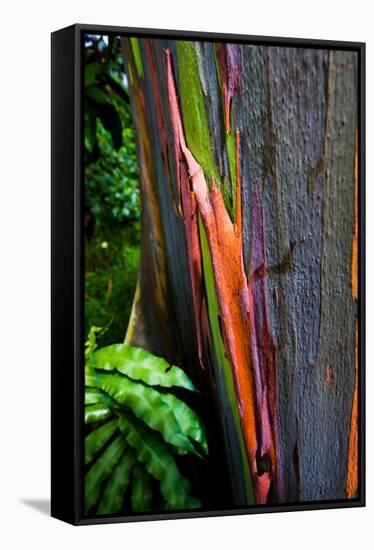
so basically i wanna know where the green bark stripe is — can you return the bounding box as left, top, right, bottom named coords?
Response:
left=176, top=41, right=220, bottom=183
left=199, top=215, right=254, bottom=503
left=130, top=37, right=144, bottom=77
left=225, top=129, right=237, bottom=219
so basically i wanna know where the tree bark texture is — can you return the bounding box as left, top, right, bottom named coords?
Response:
left=122, top=37, right=358, bottom=506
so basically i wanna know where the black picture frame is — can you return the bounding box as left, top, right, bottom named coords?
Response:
left=51, top=24, right=366, bottom=526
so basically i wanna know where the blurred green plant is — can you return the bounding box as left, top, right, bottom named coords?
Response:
left=85, top=34, right=130, bottom=163
left=85, top=224, right=140, bottom=347
left=85, top=119, right=140, bottom=225
left=85, top=34, right=140, bottom=225
left=85, top=328, right=208, bottom=515
left=84, top=35, right=141, bottom=343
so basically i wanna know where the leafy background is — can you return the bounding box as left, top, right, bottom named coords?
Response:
left=83, top=35, right=209, bottom=516
left=84, top=34, right=141, bottom=347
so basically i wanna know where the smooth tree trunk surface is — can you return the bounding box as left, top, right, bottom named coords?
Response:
left=122, top=37, right=358, bottom=506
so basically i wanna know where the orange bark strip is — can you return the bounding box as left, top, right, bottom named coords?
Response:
left=346, top=321, right=358, bottom=498
left=351, top=129, right=358, bottom=300
left=347, top=128, right=358, bottom=498
left=196, top=166, right=262, bottom=500
left=166, top=48, right=282, bottom=503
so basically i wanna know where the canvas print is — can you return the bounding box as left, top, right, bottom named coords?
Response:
left=83, top=34, right=360, bottom=517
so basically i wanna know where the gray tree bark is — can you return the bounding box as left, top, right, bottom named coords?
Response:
left=123, top=37, right=358, bottom=505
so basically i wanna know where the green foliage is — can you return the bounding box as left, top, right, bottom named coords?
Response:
left=84, top=35, right=130, bottom=162
left=84, top=35, right=140, bottom=226
left=117, top=413, right=200, bottom=510
left=85, top=434, right=127, bottom=513
left=85, top=403, right=112, bottom=424
left=85, top=329, right=208, bottom=515
left=85, top=419, right=117, bottom=464
left=84, top=128, right=140, bottom=346
left=85, top=225, right=140, bottom=346
left=97, top=448, right=137, bottom=514
left=84, top=36, right=141, bottom=345
left=131, top=463, right=152, bottom=512
left=92, top=343, right=195, bottom=390
left=85, top=118, right=140, bottom=225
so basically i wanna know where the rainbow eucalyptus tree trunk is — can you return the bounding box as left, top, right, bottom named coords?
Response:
left=122, top=37, right=358, bottom=506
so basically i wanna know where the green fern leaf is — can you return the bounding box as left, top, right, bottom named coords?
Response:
left=118, top=413, right=201, bottom=510
left=85, top=404, right=112, bottom=424
left=93, top=371, right=196, bottom=454
left=97, top=448, right=137, bottom=514
left=85, top=419, right=118, bottom=465
left=84, top=338, right=207, bottom=514
left=92, top=344, right=195, bottom=391
left=85, top=435, right=126, bottom=513
left=85, top=388, right=106, bottom=405
left=131, top=463, right=152, bottom=512
left=161, top=392, right=208, bottom=455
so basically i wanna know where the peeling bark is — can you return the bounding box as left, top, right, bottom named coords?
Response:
left=122, top=38, right=358, bottom=505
